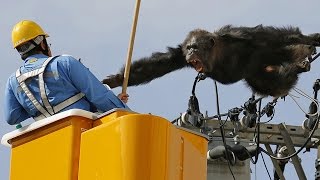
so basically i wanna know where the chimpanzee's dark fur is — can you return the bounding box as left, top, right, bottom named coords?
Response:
left=103, top=25, right=320, bottom=97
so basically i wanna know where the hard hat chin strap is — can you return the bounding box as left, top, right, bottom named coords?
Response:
left=17, top=36, right=44, bottom=56
left=41, top=38, right=51, bottom=57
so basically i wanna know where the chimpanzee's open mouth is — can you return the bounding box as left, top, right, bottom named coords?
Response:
left=188, top=59, right=204, bottom=72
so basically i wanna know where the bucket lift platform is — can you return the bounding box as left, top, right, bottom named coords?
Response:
left=1, top=109, right=208, bottom=180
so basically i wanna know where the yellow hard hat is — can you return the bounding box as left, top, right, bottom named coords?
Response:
left=11, top=20, right=49, bottom=48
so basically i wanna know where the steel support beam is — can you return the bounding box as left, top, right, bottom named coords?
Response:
left=264, top=144, right=286, bottom=180
left=278, top=123, right=306, bottom=180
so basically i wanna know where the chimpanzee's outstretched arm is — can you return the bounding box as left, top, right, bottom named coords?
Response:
left=102, top=45, right=189, bottom=88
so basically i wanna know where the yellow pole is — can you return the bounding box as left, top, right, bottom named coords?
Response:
left=122, top=0, right=141, bottom=94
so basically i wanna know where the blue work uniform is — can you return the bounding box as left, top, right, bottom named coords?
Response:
left=4, top=54, right=129, bottom=125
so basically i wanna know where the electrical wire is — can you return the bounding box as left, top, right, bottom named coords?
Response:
left=214, top=80, right=236, bottom=180
left=260, top=115, right=319, bottom=160
left=289, top=94, right=310, bottom=115
left=260, top=86, right=320, bottom=160
left=252, top=99, right=262, bottom=164
left=219, top=116, right=230, bottom=127
left=260, top=114, right=275, bottom=124
left=185, top=75, right=319, bottom=175
left=261, top=153, right=272, bottom=180
left=293, top=87, right=319, bottom=116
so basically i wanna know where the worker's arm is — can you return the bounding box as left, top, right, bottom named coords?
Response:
left=61, top=56, right=130, bottom=111
left=4, top=78, right=30, bottom=125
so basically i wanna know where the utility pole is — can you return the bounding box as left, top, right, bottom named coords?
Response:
left=180, top=119, right=320, bottom=180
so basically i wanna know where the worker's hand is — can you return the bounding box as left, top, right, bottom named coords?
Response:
left=118, top=93, right=129, bottom=103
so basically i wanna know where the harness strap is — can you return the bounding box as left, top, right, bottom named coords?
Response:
left=53, top=92, right=85, bottom=113
left=33, top=114, right=46, bottom=121
left=16, top=65, right=46, bottom=83
left=16, top=55, right=85, bottom=120
left=33, top=92, right=85, bottom=120
left=39, top=57, right=56, bottom=115
left=15, top=69, right=51, bottom=118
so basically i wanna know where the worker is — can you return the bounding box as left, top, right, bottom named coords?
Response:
left=4, top=20, right=130, bottom=125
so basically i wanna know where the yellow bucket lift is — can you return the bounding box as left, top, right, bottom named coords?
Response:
left=1, top=109, right=208, bottom=180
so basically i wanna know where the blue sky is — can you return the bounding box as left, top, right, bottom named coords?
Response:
left=1, top=0, right=320, bottom=179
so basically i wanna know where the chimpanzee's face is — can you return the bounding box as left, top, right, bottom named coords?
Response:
left=182, top=29, right=215, bottom=73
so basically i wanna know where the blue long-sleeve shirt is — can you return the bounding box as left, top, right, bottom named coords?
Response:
left=5, top=54, right=129, bottom=125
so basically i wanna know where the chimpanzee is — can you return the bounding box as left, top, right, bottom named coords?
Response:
left=103, top=25, right=319, bottom=98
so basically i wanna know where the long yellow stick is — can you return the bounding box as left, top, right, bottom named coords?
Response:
left=122, top=0, right=141, bottom=94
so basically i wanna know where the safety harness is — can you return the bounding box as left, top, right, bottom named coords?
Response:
left=15, top=55, right=85, bottom=120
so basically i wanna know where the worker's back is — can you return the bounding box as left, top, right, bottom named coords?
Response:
left=5, top=53, right=128, bottom=125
